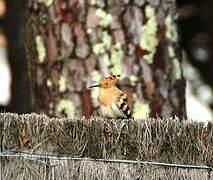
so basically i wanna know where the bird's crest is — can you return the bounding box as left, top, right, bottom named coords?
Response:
left=100, top=75, right=120, bottom=88
left=89, top=75, right=120, bottom=88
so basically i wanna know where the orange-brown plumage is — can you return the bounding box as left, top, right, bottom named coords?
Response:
left=89, top=75, right=132, bottom=118
left=99, top=86, right=121, bottom=106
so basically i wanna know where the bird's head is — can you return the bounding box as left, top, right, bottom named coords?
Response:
left=89, top=75, right=120, bottom=89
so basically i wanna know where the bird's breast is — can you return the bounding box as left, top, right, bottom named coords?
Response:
left=100, top=104, right=123, bottom=118
left=98, top=88, right=117, bottom=106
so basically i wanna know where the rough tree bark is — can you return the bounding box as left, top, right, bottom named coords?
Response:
left=26, top=0, right=186, bottom=119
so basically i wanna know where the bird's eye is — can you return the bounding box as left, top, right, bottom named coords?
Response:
left=105, top=83, right=108, bottom=86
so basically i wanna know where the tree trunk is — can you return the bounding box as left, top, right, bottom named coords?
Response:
left=2, top=0, right=30, bottom=113
left=26, top=0, right=186, bottom=119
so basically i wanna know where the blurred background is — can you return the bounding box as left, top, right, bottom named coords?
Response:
left=177, top=0, right=213, bottom=121
left=0, top=0, right=212, bottom=122
left=0, top=0, right=30, bottom=113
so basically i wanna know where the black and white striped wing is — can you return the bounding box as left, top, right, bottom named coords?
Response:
left=116, top=93, right=132, bottom=118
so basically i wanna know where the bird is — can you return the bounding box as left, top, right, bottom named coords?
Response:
left=89, top=75, right=132, bottom=118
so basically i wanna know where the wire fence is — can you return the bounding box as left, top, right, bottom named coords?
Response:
left=1, top=114, right=213, bottom=179
left=0, top=150, right=212, bottom=180
left=0, top=151, right=212, bottom=171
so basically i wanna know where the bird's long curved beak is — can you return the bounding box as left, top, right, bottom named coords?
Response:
left=88, top=84, right=101, bottom=88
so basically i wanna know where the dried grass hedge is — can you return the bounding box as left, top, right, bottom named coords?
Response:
left=0, top=113, right=213, bottom=179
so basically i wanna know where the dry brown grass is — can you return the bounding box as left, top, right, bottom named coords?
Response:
left=0, top=113, right=212, bottom=179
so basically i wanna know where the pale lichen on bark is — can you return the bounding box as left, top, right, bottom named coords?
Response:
left=140, top=5, right=158, bottom=64
left=27, top=0, right=186, bottom=119
left=35, top=35, right=46, bottom=63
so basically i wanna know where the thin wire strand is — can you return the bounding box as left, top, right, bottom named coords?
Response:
left=0, top=151, right=212, bottom=171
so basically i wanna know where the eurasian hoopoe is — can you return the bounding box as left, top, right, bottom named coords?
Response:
left=89, top=75, right=132, bottom=118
